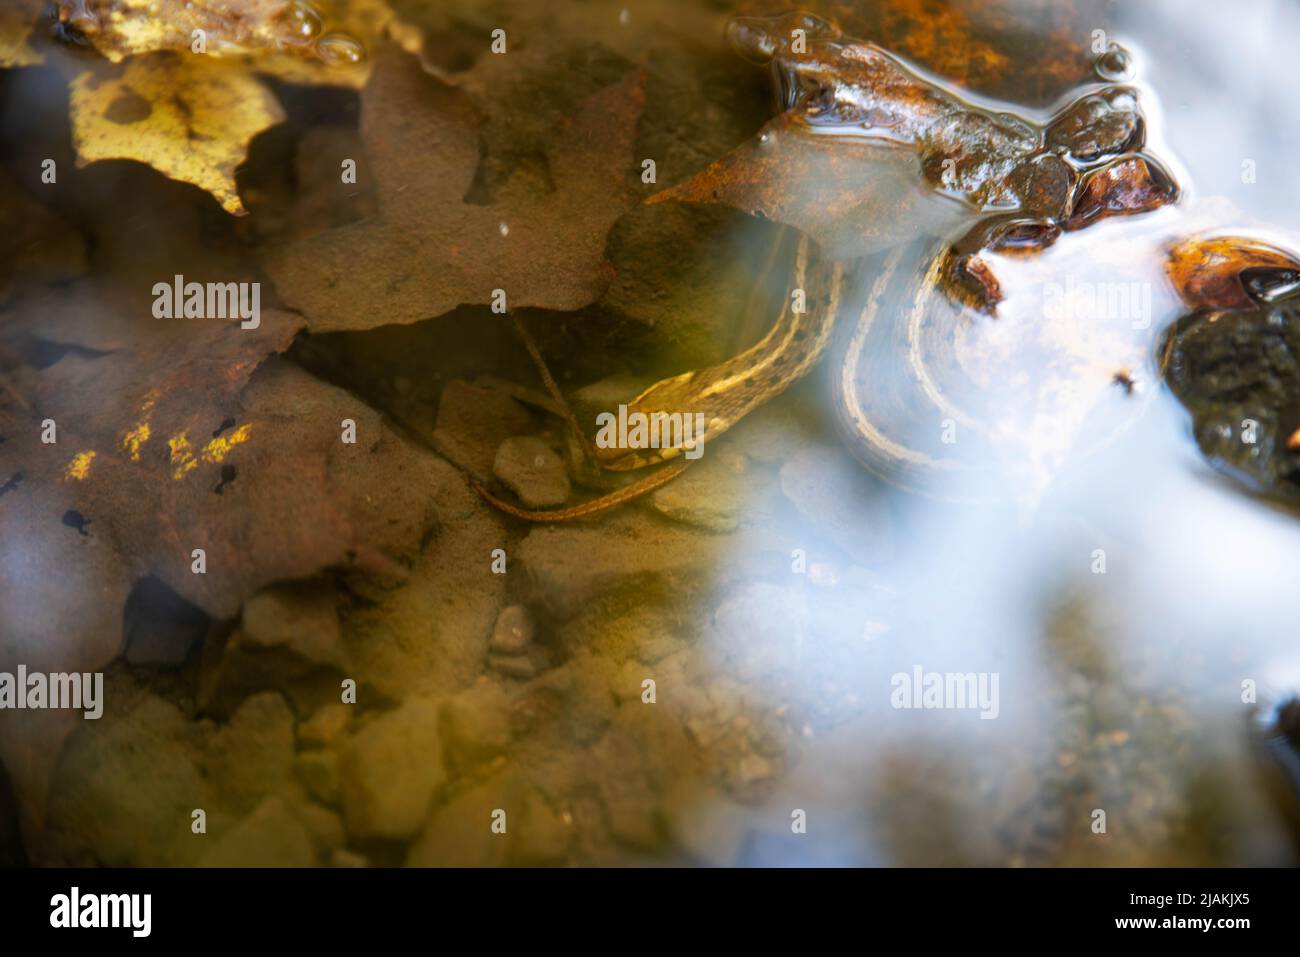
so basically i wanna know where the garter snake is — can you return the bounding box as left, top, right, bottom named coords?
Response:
left=473, top=11, right=1184, bottom=520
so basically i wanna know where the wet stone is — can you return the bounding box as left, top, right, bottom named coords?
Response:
left=510, top=790, right=574, bottom=866
left=490, top=653, right=538, bottom=680
left=406, top=773, right=517, bottom=868
left=296, top=750, right=341, bottom=806
left=439, top=679, right=513, bottom=770
left=606, top=793, right=662, bottom=851
left=1164, top=301, right=1300, bottom=500
left=570, top=374, right=656, bottom=430
left=43, top=688, right=209, bottom=866
left=650, top=446, right=749, bottom=531
left=331, top=848, right=370, bottom=868
left=197, top=582, right=349, bottom=718
left=241, top=580, right=348, bottom=671
left=493, top=436, right=571, bottom=508
left=292, top=799, right=346, bottom=859
left=663, top=783, right=752, bottom=866
left=297, top=703, right=352, bottom=748
left=432, top=379, right=534, bottom=477
left=200, top=796, right=317, bottom=868
left=779, top=445, right=896, bottom=565
left=203, top=691, right=296, bottom=816
left=339, top=698, right=446, bottom=842
left=490, top=604, right=535, bottom=655
left=517, top=513, right=719, bottom=620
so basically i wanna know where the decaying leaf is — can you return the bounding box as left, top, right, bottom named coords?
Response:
left=0, top=0, right=42, bottom=67
left=746, top=0, right=1107, bottom=106
left=0, top=170, right=87, bottom=301
left=652, top=11, right=1172, bottom=262
left=0, top=265, right=480, bottom=839
left=269, top=43, right=646, bottom=330
left=70, top=53, right=286, bottom=215
left=649, top=110, right=981, bottom=261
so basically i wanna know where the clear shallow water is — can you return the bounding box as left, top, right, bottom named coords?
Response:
left=674, top=0, right=1300, bottom=865
left=1, top=0, right=1297, bottom=867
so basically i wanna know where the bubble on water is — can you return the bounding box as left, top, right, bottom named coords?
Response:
left=1095, top=42, right=1134, bottom=82
left=316, top=32, right=366, bottom=66
left=287, top=2, right=324, bottom=40
left=619, top=8, right=630, bottom=26
left=499, top=222, right=509, bottom=237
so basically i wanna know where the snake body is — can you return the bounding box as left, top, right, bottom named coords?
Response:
left=475, top=13, right=1183, bottom=520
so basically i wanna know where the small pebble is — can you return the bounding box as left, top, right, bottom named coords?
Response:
left=490, top=604, right=535, bottom=655
left=490, top=654, right=537, bottom=680
left=493, top=436, right=570, bottom=508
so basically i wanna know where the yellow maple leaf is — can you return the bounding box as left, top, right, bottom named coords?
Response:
left=69, top=53, right=286, bottom=215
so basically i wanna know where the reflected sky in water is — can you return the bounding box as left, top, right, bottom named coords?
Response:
left=692, top=0, right=1300, bottom=865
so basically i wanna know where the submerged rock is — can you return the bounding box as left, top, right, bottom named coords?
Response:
left=432, top=379, right=534, bottom=478
left=197, top=581, right=348, bottom=717
left=241, top=581, right=348, bottom=671
left=296, top=751, right=341, bottom=806
left=517, top=513, right=722, bottom=620
left=203, top=692, right=296, bottom=816
left=650, top=446, right=750, bottom=532
left=490, top=605, right=536, bottom=655
left=493, top=436, right=571, bottom=507
left=43, top=687, right=210, bottom=866
left=778, top=445, right=896, bottom=564
left=1164, top=300, right=1300, bottom=501
left=340, top=698, right=446, bottom=842
left=439, top=679, right=513, bottom=771
left=200, top=796, right=317, bottom=868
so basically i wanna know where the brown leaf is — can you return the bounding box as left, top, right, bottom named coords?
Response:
left=0, top=0, right=42, bottom=67
left=0, top=170, right=87, bottom=302
left=652, top=12, right=1170, bottom=261
left=748, top=0, right=1107, bottom=106
left=0, top=272, right=470, bottom=841
left=268, top=43, right=646, bottom=331
left=648, top=111, right=982, bottom=261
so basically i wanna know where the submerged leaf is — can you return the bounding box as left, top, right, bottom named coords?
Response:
left=269, top=44, right=646, bottom=330
left=0, top=269, right=474, bottom=836
left=653, top=12, right=1170, bottom=261
left=649, top=110, right=981, bottom=261
left=0, top=0, right=42, bottom=67
left=69, top=53, right=286, bottom=215
left=746, top=0, right=1106, bottom=106
left=0, top=170, right=87, bottom=301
